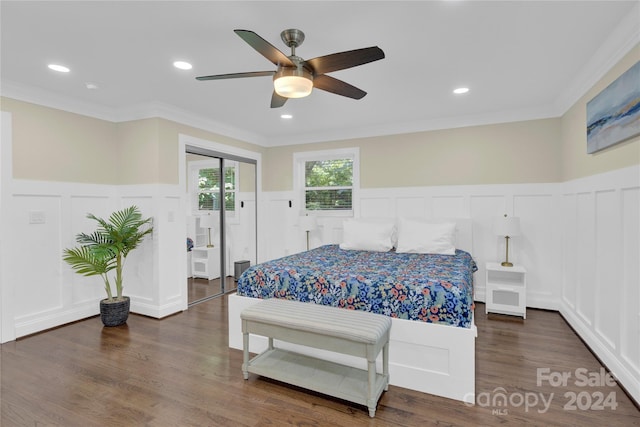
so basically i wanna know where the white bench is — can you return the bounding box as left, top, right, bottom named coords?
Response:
left=241, top=298, right=392, bottom=417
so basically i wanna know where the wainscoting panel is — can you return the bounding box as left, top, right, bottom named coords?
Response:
left=396, top=196, right=427, bottom=218
left=620, top=187, right=639, bottom=374
left=432, top=196, right=466, bottom=219
left=561, top=193, right=577, bottom=310
left=118, top=194, right=156, bottom=303
left=469, top=195, right=507, bottom=302
left=264, top=193, right=300, bottom=260
left=575, top=192, right=596, bottom=325
left=267, top=183, right=565, bottom=310
left=359, top=197, right=394, bottom=218
left=514, top=194, right=561, bottom=309
left=5, top=181, right=118, bottom=338
left=11, top=194, right=65, bottom=317
left=1, top=180, right=186, bottom=340
left=68, top=194, right=115, bottom=306
left=594, top=189, right=620, bottom=351
left=560, top=165, right=640, bottom=405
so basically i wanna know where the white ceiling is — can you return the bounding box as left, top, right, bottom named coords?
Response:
left=1, top=1, right=638, bottom=147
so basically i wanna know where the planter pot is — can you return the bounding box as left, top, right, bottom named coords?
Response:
left=100, top=297, right=130, bottom=327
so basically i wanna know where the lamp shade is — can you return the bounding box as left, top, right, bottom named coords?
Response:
left=299, top=215, right=317, bottom=232
left=274, top=67, right=313, bottom=98
left=199, top=214, right=216, bottom=229
left=494, top=215, right=521, bottom=237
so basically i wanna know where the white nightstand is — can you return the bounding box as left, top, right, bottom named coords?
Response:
left=485, top=262, right=527, bottom=319
left=191, top=246, right=220, bottom=280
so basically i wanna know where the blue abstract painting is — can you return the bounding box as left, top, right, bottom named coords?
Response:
left=587, top=60, right=640, bottom=154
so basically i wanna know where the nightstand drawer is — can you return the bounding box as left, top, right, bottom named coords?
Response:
left=485, top=262, right=527, bottom=318
left=487, top=285, right=525, bottom=316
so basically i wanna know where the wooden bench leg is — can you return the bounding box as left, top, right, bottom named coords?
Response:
left=242, top=332, right=249, bottom=380
left=383, top=342, right=389, bottom=391
left=367, top=358, right=376, bottom=417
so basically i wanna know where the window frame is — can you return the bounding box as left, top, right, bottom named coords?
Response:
left=188, top=159, right=239, bottom=222
left=293, top=148, right=359, bottom=217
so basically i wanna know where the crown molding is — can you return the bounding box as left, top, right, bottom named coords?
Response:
left=2, top=5, right=638, bottom=149
left=552, top=2, right=640, bottom=116
left=263, top=104, right=558, bottom=147
left=0, top=80, right=266, bottom=146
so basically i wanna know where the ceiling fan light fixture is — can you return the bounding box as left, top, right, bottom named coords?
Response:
left=274, top=67, right=313, bottom=98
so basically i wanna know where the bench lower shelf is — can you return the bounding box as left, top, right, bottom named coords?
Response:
left=246, top=348, right=388, bottom=415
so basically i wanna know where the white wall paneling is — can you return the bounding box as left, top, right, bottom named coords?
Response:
left=262, top=168, right=640, bottom=403
left=594, top=189, right=620, bottom=349
left=263, top=193, right=296, bottom=260
left=513, top=193, right=561, bottom=310
left=395, top=196, right=427, bottom=218
left=469, top=194, right=507, bottom=302
left=561, top=193, right=578, bottom=310
left=432, top=196, right=466, bottom=219
left=118, top=185, right=186, bottom=318
left=575, top=192, right=596, bottom=325
left=1, top=111, right=14, bottom=342
left=560, top=165, right=640, bottom=405
left=620, top=187, right=639, bottom=376
left=264, top=183, right=565, bottom=310
left=0, top=177, right=186, bottom=341
left=233, top=191, right=258, bottom=266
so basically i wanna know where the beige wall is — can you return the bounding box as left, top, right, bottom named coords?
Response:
left=560, top=44, right=640, bottom=181
left=264, top=118, right=562, bottom=191
left=116, top=118, right=161, bottom=184
left=1, top=98, right=265, bottom=185
left=158, top=118, right=265, bottom=186
left=1, top=97, right=119, bottom=184
left=4, top=42, right=638, bottom=188
left=118, top=118, right=264, bottom=185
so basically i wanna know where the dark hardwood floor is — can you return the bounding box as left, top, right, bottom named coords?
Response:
left=187, top=276, right=237, bottom=305
left=1, top=298, right=638, bottom=426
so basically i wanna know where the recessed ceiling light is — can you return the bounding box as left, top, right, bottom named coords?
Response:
left=281, top=114, right=293, bottom=119
left=48, top=64, right=70, bottom=73
left=85, top=82, right=99, bottom=90
left=173, top=61, right=192, bottom=70
left=453, top=87, right=469, bottom=94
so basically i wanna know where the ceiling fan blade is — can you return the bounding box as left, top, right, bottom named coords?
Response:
left=305, top=46, right=384, bottom=75
left=313, top=75, right=367, bottom=100
left=196, top=71, right=275, bottom=81
left=271, top=92, right=288, bottom=108
left=234, top=29, right=295, bottom=67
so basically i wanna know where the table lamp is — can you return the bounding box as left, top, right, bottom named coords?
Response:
left=199, top=214, right=216, bottom=248
left=299, top=215, right=317, bottom=251
left=495, top=214, right=521, bottom=267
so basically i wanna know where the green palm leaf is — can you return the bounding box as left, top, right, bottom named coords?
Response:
left=63, top=205, right=153, bottom=301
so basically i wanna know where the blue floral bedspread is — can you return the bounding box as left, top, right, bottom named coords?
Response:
left=237, top=245, right=476, bottom=328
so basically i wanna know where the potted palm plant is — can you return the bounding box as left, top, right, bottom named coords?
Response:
left=63, top=205, right=153, bottom=326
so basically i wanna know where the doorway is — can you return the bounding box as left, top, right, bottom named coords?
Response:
left=185, top=146, right=257, bottom=306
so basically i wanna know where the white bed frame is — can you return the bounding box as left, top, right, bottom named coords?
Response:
left=228, top=219, right=476, bottom=404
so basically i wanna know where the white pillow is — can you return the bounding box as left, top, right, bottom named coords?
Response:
left=396, top=218, right=456, bottom=255
left=339, top=219, right=395, bottom=252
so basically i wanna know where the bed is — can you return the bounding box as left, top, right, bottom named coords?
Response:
left=228, top=218, right=477, bottom=403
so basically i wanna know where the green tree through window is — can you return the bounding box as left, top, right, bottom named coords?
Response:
left=198, top=167, right=235, bottom=211
left=305, top=159, right=353, bottom=210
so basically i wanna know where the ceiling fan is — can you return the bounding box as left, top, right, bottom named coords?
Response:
left=196, top=29, right=385, bottom=108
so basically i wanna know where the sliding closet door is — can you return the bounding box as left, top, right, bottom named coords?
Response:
left=224, top=160, right=256, bottom=293
left=187, top=155, right=225, bottom=303
left=186, top=146, right=257, bottom=305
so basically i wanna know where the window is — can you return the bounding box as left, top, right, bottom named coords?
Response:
left=294, top=148, right=359, bottom=215
left=189, top=159, right=238, bottom=217
left=197, top=166, right=236, bottom=211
